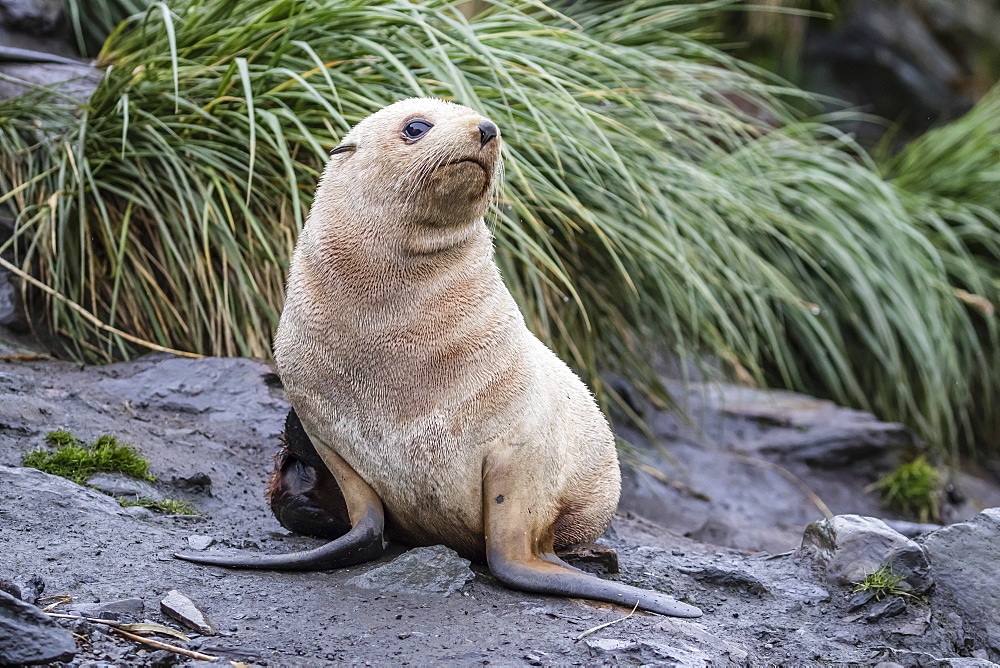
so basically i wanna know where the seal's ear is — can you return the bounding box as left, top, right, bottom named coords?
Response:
left=330, top=144, right=356, bottom=155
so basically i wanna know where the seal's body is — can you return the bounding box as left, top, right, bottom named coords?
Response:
left=178, top=99, right=700, bottom=618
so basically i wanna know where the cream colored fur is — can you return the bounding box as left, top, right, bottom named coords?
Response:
left=273, top=98, right=620, bottom=560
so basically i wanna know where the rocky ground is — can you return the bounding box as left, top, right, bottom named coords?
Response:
left=1, top=328, right=999, bottom=667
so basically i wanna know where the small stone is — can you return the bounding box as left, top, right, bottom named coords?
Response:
left=585, top=638, right=636, bottom=653
left=346, top=545, right=474, bottom=596
left=186, top=535, right=215, bottom=551
left=68, top=598, right=143, bottom=622
left=679, top=565, right=768, bottom=596
left=87, top=472, right=163, bottom=501
left=0, top=577, right=20, bottom=600
left=160, top=590, right=216, bottom=636
left=170, top=472, right=213, bottom=496
left=847, top=589, right=876, bottom=611
left=865, top=597, right=906, bottom=622
left=895, top=619, right=930, bottom=636
left=0, top=590, right=76, bottom=665
left=123, top=506, right=155, bottom=521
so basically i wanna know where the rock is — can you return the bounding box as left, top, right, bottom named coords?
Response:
left=0, top=577, right=20, bottom=600
left=0, top=589, right=76, bottom=664
left=616, top=379, right=917, bottom=553
left=585, top=638, right=635, bottom=654
left=346, top=545, right=474, bottom=596
left=87, top=472, right=163, bottom=501
left=170, top=472, right=213, bottom=496
left=0, top=267, right=28, bottom=331
left=920, top=508, right=1000, bottom=654
left=186, top=535, right=215, bottom=551
left=98, top=358, right=286, bottom=437
left=800, top=515, right=933, bottom=594
left=678, top=565, right=768, bottom=596
left=653, top=618, right=750, bottom=665
left=0, top=0, right=63, bottom=34
left=0, top=466, right=131, bottom=522
left=67, top=597, right=143, bottom=622
left=555, top=542, right=619, bottom=575
left=0, top=61, right=102, bottom=105
left=122, top=506, right=155, bottom=521
left=160, top=590, right=216, bottom=636
left=865, top=597, right=906, bottom=622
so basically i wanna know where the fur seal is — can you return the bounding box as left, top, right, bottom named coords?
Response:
left=176, top=98, right=701, bottom=618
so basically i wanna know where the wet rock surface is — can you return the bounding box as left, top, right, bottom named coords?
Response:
left=346, top=545, right=475, bottom=597
left=616, top=379, right=1000, bottom=553
left=0, top=590, right=76, bottom=665
left=0, top=350, right=998, bottom=665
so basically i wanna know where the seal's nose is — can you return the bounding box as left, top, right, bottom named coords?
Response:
left=478, top=120, right=498, bottom=148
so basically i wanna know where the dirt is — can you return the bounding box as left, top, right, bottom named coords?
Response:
left=0, top=344, right=997, bottom=667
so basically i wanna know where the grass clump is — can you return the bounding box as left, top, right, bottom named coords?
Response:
left=868, top=456, right=944, bottom=523
left=23, top=431, right=154, bottom=485
left=120, top=497, right=200, bottom=515
left=852, top=562, right=916, bottom=601
left=0, top=0, right=996, bottom=460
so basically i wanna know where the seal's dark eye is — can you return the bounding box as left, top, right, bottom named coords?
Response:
left=402, top=119, right=433, bottom=141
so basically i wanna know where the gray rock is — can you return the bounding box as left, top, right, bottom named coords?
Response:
left=0, top=466, right=131, bottom=522
left=186, top=535, right=215, bottom=551
left=585, top=638, right=635, bottom=653
left=800, top=515, right=933, bottom=594
left=0, top=589, right=76, bottom=664
left=616, top=379, right=919, bottom=553
left=67, top=598, right=143, bottom=622
left=122, top=505, right=155, bottom=521
left=98, top=358, right=286, bottom=437
left=0, top=61, right=102, bottom=105
left=160, top=590, right=216, bottom=636
left=0, top=267, right=27, bottom=330
left=865, top=597, right=906, bottom=622
left=87, top=472, right=163, bottom=501
left=0, top=0, right=63, bottom=34
left=346, top=545, right=474, bottom=596
left=678, top=565, right=767, bottom=596
left=921, top=508, right=1000, bottom=655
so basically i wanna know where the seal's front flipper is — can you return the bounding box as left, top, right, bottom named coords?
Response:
left=482, top=465, right=702, bottom=618
left=176, top=444, right=385, bottom=571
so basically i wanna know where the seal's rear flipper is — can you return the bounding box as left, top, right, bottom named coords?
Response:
left=174, top=501, right=384, bottom=570
left=177, top=441, right=386, bottom=571
left=482, top=462, right=702, bottom=618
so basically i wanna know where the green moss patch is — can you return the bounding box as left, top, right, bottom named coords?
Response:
left=119, top=498, right=200, bottom=515
left=869, top=456, right=943, bottom=523
left=23, top=430, right=154, bottom=485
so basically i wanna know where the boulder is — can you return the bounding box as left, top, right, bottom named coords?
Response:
left=0, top=590, right=76, bottom=665
left=800, top=515, right=933, bottom=594
left=920, top=509, right=1000, bottom=657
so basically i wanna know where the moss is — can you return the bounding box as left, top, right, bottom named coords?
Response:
left=23, top=430, right=155, bottom=485
left=870, top=456, right=943, bottom=523
left=119, top=497, right=200, bottom=515
left=852, top=562, right=916, bottom=601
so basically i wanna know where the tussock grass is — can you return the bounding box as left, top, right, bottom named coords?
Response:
left=23, top=431, right=154, bottom=484
left=1, top=0, right=997, bottom=457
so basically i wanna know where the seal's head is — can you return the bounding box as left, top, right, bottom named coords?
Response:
left=319, top=98, right=501, bottom=230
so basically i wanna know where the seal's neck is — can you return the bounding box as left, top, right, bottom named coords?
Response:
left=293, top=216, right=496, bottom=309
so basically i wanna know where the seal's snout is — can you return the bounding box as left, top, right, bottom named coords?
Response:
left=478, top=120, right=499, bottom=148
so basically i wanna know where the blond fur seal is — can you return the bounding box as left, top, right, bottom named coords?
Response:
left=176, top=98, right=701, bottom=618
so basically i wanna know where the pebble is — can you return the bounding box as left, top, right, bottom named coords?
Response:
left=160, top=590, right=217, bottom=636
